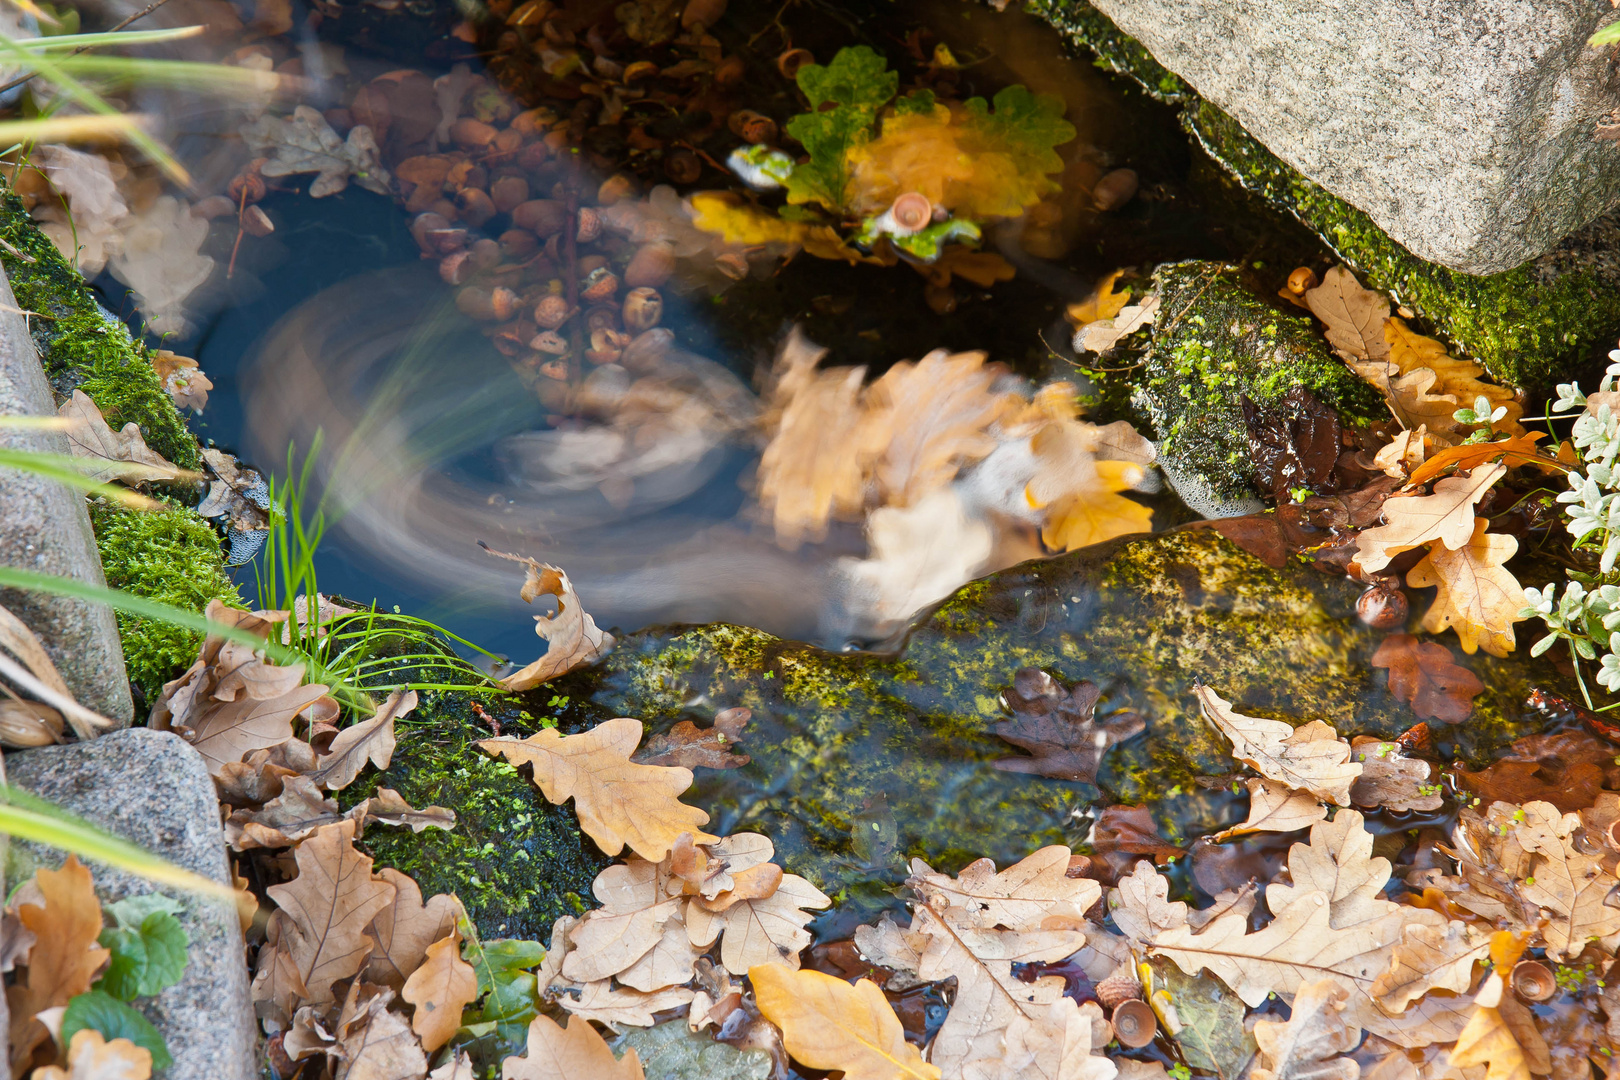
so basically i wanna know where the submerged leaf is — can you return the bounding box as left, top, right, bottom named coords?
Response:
left=992, top=668, right=1145, bottom=783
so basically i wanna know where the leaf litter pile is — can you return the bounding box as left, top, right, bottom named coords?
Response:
left=12, top=2, right=1620, bottom=1080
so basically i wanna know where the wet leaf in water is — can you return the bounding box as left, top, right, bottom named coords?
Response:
left=749, top=965, right=938, bottom=1080
left=1370, top=634, right=1484, bottom=723
left=634, top=707, right=751, bottom=770
left=402, top=929, right=478, bottom=1053
left=1210, top=779, right=1327, bottom=843
left=1242, top=386, right=1343, bottom=499
left=1150, top=960, right=1257, bottom=1080
left=1405, top=518, right=1526, bottom=657
left=241, top=105, right=392, bottom=199
left=1073, top=294, right=1158, bottom=355
left=1353, top=465, right=1505, bottom=574
left=150, top=350, right=213, bottom=413
left=1194, top=684, right=1362, bottom=806
left=1449, top=995, right=1532, bottom=1080
left=1251, top=979, right=1360, bottom=1080
left=1347, top=738, right=1443, bottom=814
left=865, top=349, right=1017, bottom=508
left=1092, top=805, right=1185, bottom=865
left=1385, top=317, right=1524, bottom=439
left=992, top=669, right=1145, bottom=784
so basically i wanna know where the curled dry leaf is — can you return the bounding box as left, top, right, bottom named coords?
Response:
left=363, top=788, right=456, bottom=833
left=1352, top=464, right=1505, bottom=574
left=479, top=717, right=717, bottom=861
left=501, top=1014, right=645, bottom=1080
left=1194, top=684, right=1362, bottom=806
left=633, top=706, right=751, bottom=769
left=1405, top=518, right=1525, bottom=657
left=1370, top=634, right=1483, bottom=723
left=1073, top=294, right=1158, bottom=355
left=907, top=844, right=1100, bottom=932
left=481, top=545, right=615, bottom=690
left=992, top=668, right=1145, bottom=784
left=57, top=389, right=193, bottom=487
left=196, top=448, right=272, bottom=534
left=1250, top=979, right=1361, bottom=1080
left=307, top=689, right=415, bottom=790
left=553, top=979, right=695, bottom=1027
left=749, top=964, right=940, bottom=1080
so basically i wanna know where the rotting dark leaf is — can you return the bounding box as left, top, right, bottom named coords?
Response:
left=1092, top=805, right=1185, bottom=871
left=633, top=707, right=751, bottom=770
left=1455, top=729, right=1620, bottom=813
left=1241, top=386, right=1342, bottom=500
left=992, top=668, right=1144, bottom=784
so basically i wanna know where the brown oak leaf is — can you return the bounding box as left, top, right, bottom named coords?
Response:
left=480, top=545, right=615, bottom=690
left=1405, top=518, right=1525, bottom=657
left=501, top=1014, right=645, bottom=1080
left=1353, top=465, right=1505, bottom=574
left=1370, top=634, right=1483, bottom=723
left=633, top=707, right=751, bottom=770
left=1251, top=980, right=1361, bottom=1080
left=6, top=856, right=111, bottom=1075
left=993, top=668, right=1145, bottom=784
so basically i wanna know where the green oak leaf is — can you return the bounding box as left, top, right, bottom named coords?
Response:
left=962, top=85, right=1076, bottom=177
left=794, top=45, right=897, bottom=111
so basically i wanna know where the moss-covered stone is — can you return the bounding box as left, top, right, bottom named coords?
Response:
left=1027, top=0, right=1620, bottom=393
left=509, top=528, right=1563, bottom=909
left=87, top=498, right=242, bottom=703
left=343, top=680, right=608, bottom=942
left=0, top=189, right=198, bottom=468
left=1098, top=261, right=1387, bottom=501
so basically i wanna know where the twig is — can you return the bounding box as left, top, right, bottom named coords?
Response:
left=0, top=0, right=178, bottom=98
left=0, top=234, right=33, bottom=263
left=562, top=177, right=582, bottom=390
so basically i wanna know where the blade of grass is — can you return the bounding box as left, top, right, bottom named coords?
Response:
left=20, top=26, right=203, bottom=49
left=0, top=112, right=146, bottom=145
left=0, top=447, right=187, bottom=509
left=42, top=56, right=282, bottom=96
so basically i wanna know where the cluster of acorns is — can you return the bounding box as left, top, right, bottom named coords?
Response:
left=386, top=97, right=690, bottom=408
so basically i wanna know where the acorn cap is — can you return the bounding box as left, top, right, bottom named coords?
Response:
left=1510, top=960, right=1557, bottom=1002
left=1110, top=1000, right=1157, bottom=1048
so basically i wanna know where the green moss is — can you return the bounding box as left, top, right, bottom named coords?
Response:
left=342, top=677, right=608, bottom=941
left=87, top=498, right=241, bottom=702
left=1027, top=1, right=1620, bottom=392
left=1101, top=261, right=1386, bottom=499
left=0, top=188, right=198, bottom=467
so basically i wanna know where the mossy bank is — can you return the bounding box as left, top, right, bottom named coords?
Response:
left=0, top=188, right=238, bottom=699
left=388, top=528, right=1562, bottom=927
left=1029, top=0, right=1620, bottom=392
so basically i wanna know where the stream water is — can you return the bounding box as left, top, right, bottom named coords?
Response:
left=91, top=0, right=1331, bottom=666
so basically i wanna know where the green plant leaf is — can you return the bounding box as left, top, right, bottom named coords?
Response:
left=893, top=89, right=937, bottom=116
left=794, top=45, right=896, bottom=111
left=97, top=896, right=189, bottom=1001
left=61, top=990, right=172, bottom=1070
left=1592, top=19, right=1620, bottom=45
left=962, top=85, right=1076, bottom=177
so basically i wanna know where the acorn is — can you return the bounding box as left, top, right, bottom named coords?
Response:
left=458, top=187, right=498, bottom=228
left=581, top=268, right=620, bottom=303
left=490, top=175, right=530, bottom=214
left=1094, top=971, right=1142, bottom=1010
left=468, top=237, right=501, bottom=271
left=890, top=192, right=933, bottom=233
left=440, top=249, right=476, bottom=285
left=584, top=304, right=621, bottom=333
left=500, top=228, right=540, bottom=259
left=576, top=207, right=603, bottom=243
left=625, top=242, right=677, bottom=288
left=777, top=48, right=813, bottom=79
left=517, top=142, right=552, bottom=172
left=241, top=205, right=275, bottom=237
left=412, top=211, right=457, bottom=254
left=534, top=295, right=572, bottom=329
left=1356, top=579, right=1408, bottom=630
left=451, top=117, right=499, bottom=149
left=530, top=330, right=570, bottom=355
left=457, top=286, right=497, bottom=320
left=1092, top=168, right=1139, bottom=212
left=492, top=128, right=524, bottom=158
left=714, top=55, right=746, bottom=89
left=621, top=328, right=674, bottom=373
left=513, top=199, right=569, bottom=237
left=598, top=174, right=637, bottom=205
left=728, top=109, right=777, bottom=145
left=227, top=161, right=267, bottom=205
left=489, top=287, right=521, bottom=321
left=664, top=149, right=702, bottom=185
left=1286, top=266, right=1319, bottom=296
left=622, top=287, right=663, bottom=332
left=587, top=328, right=630, bottom=365
left=1110, top=1000, right=1157, bottom=1049
left=1510, top=960, right=1557, bottom=1002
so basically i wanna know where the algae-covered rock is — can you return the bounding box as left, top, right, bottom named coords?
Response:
left=343, top=683, right=608, bottom=941
left=1101, top=261, right=1385, bottom=505
left=612, top=1021, right=772, bottom=1080
left=1028, top=0, right=1620, bottom=392
left=511, top=529, right=1559, bottom=910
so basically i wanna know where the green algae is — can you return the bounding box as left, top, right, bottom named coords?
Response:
left=1026, top=0, right=1620, bottom=392
left=1096, top=261, right=1386, bottom=500
left=87, top=498, right=242, bottom=703
left=0, top=189, right=198, bottom=468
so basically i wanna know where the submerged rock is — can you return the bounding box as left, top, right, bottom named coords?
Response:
left=372, top=529, right=1561, bottom=930
left=1099, top=261, right=1386, bottom=505
left=1028, top=0, right=1620, bottom=392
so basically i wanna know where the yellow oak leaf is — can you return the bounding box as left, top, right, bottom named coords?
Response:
left=1026, top=419, right=1154, bottom=553
left=479, top=717, right=718, bottom=861
left=1405, top=518, right=1525, bottom=656
left=7, top=856, right=112, bottom=1073
left=1449, top=1001, right=1531, bottom=1080
left=503, top=1014, right=644, bottom=1080
left=689, top=191, right=811, bottom=247
left=1303, top=266, right=1391, bottom=362
left=1353, top=463, right=1505, bottom=573
left=1065, top=270, right=1131, bottom=327
left=750, top=964, right=940, bottom=1080
left=1385, top=318, right=1524, bottom=438
left=401, top=930, right=478, bottom=1053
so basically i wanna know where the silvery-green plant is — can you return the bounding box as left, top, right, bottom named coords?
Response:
left=1521, top=345, right=1620, bottom=700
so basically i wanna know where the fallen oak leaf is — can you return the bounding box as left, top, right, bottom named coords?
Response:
left=1065, top=270, right=1132, bottom=327
left=1210, top=779, right=1327, bottom=843
left=1385, top=317, right=1524, bottom=439
left=1369, top=918, right=1490, bottom=1013
left=56, top=389, right=195, bottom=486
left=242, top=105, right=391, bottom=198
left=401, top=928, right=478, bottom=1053
left=224, top=774, right=339, bottom=850
left=633, top=707, right=751, bottom=770
left=976, top=996, right=1116, bottom=1080
left=1353, top=463, right=1506, bottom=574
left=501, top=1014, right=645, bottom=1079
left=362, top=868, right=459, bottom=991
left=552, top=978, right=694, bottom=1027
left=6, top=855, right=112, bottom=1073
left=1194, top=684, right=1362, bottom=806
left=1242, top=387, right=1343, bottom=499
left=749, top=964, right=940, bottom=1080
left=1370, top=634, right=1483, bottom=723
left=480, top=545, right=615, bottom=690
left=306, top=688, right=415, bottom=790
left=1304, top=266, right=1391, bottom=363
left=1406, top=519, right=1526, bottom=657
left=686, top=871, right=831, bottom=975
left=907, top=845, right=1100, bottom=933
left=31, top=1028, right=151, bottom=1080
left=479, top=717, right=718, bottom=861
left=1073, top=294, right=1158, bottom=355
left=150, top=350, right=213, bottom=412
left=1092, top=804, right=1187, bottom=865
left=1348, top=739, right=1442, bottom=813
left=362, top=787, right=456, bottom=833
left=332, top=987, right=429, bottom=1080
left=1251, top=979, right=1360, bottom=1080
left=1449, top=987, right=1531, bottom=1080
left=992, top=668, right=1145, bottom=784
